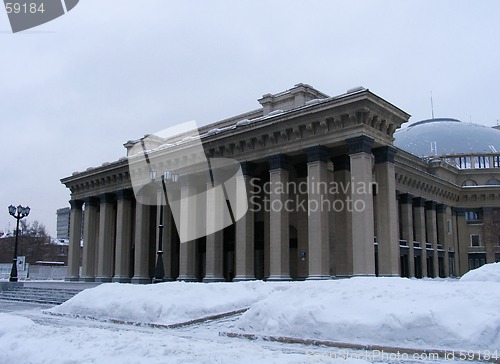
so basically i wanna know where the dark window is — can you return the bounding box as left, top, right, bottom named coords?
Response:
left=466, top=211, right=479, bottom=221
left=470, top=234, right=481, bottom=247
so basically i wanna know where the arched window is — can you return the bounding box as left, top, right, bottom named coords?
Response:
left=486, top=178, right=500, bottom=185
left=462, top=179, right=478, bottom=186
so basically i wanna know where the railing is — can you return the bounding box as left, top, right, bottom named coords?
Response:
left=437, top=153, right=500, bottom=170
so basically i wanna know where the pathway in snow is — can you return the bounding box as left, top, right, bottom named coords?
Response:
left=2, top=304, right=486, bottom=364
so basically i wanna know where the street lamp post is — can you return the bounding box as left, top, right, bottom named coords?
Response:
left=8, top=205, right=30, bottom=282
left=149, top=170, right=178, bottom=284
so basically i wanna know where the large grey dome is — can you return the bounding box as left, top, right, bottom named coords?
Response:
left=394, top=118, right=500, bottom=157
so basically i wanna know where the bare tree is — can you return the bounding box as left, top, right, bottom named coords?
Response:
left=0, top=220, right=68, bottom=265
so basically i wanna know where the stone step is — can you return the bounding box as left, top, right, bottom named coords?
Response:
left=4, top=291, right=78, bottom=299
left=11, top=287, right=81, bottom=295
left=0, top=286, right=81, bottom=305
left=0, top=295, right=64, bottom=305
left=0, top=292, right=72, bottom=301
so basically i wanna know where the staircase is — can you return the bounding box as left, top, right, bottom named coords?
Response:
left=0, top=286, right=82, bottom=305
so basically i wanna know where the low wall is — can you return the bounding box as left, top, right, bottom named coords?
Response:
left=28, top=266, right=67, bottom=280
left=0, top=263, right=28, bottom=280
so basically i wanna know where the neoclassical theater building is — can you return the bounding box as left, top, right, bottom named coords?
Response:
left=62, top=84, right=500, bottom=283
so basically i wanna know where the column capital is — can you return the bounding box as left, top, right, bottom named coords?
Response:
left=240, top=161, right=257, bottom=176
left=436, top=203, right=447, bottom=214
left=399, top=193, right=413, bottom=204
left=372, top=146, right=397, bottom=164
left=84, top=196, right=100, bottom=207
left=99, top=193, right=115, bottom=204
left=116, top=189, right=135, bottom=201
left=452, top=207, right=466, bottom=216
left=425, top=200, right=437, bottom=211
left=346, top=135, right=374, bottom=154
left=69, top=199, right=84, bottom=210
left=304, top=145, right=330, bottom=163
left=331, top=154, right=350, bottom=172
left=268, top=154, right=290, bottom=171
left=413, top=197, right=426, bottom=208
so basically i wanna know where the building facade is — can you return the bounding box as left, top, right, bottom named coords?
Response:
left=56, top=207, right=71, bottom=240
left=61, top=84, right=500, bottom=283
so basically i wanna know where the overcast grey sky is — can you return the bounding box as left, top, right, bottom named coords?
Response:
left=1, top=0, right=500, bottom=236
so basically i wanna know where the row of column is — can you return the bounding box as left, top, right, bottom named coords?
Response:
left=67, top=136, right=400, bottom=282
left=67, top=190, right=142, bottom=283
left=399, top=194, right=454, bottom=278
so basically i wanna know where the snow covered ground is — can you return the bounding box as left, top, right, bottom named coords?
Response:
left=0, top=311, right=346, bottom=364
left=0, top=263, right=499, bottom=363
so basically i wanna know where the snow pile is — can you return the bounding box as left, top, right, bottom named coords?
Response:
left=49, top=275, right=500, bottom=352
left=460, top=262, right=500, bottom=282
left=50, top=280, right=288, bottom=325
left=236, top=278, right=500, bottom=351
left=0, top=313, right=34, bottom=336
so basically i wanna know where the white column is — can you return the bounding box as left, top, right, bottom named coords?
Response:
left=332, top=155, right=352, bottom=277
left=132, top=202, right=151, bottom=284
left=346, top=136, right=375, bottom=276
left=425, top=201, right=438, bottom=278
left=177, top=181, right=198, bottom=281
left=66, top=199, right=83, bottom=281
left=162, top=202, right=175, bottom=281
left=454, top=207, right=469, bottom=276
left=113, top=190, right=133, bottom=283
left=399, top=193, right=415, bottom=277
left=81, top=197, right=99, bottom=282
left=204, top=180, right=225, bottom=282
left=373, top=146, right=400, bottom=276
left=437, top=203, right=449, bottom=278
left=413, top=197, right=427, bottom=277
left=305, top=146, right=330, bottom=280
left=95, top=193, right=115, bottom=282
left=234, top=162, right=256, bottom=281
left=267, top=154, right=291, bottom=281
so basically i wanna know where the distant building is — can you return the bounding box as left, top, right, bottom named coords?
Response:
left=56, top=207, right=71, bottom=240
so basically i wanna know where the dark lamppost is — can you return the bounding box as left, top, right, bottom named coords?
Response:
left=8, top=205, right=30, bottom=282
left=149, top=170, right=178, bottom=283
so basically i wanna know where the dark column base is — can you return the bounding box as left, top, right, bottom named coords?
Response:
left=306, top=275, right=332, bottom=280
left=203, top=276, right=226, bottom=283
left=131, top=276, right=151, bottom=284
left=94, top=276, right=112, bottom=283
left=266, top=275, right=292, bottom=281
left=233, top=275, right=256, bottom=282
left=177, top=275, right=199, bottom=282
